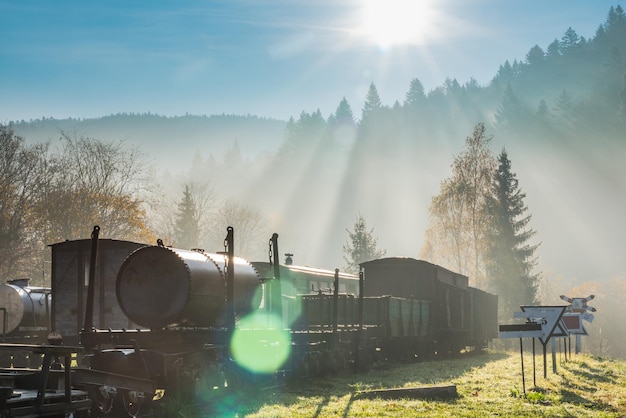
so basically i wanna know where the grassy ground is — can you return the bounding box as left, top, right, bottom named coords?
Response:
left=193, top=350, right=626, bottom=417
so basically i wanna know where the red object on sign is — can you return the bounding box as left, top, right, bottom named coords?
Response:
left=563, top=314, right=581, bottom=330
left=562, top=313, right=587, bottom=335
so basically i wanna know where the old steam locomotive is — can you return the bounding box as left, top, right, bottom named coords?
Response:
left=0, top=226, right=497, bottom=416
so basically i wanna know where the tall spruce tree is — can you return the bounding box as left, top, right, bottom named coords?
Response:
left=404, top=78, right=426, bottom=107
left=361, top=82, right=382, bottom=122
left=486, top=149, right=540, bottom=316
left=494, top=83, right=533, bottom=132
left=332, top=97, right=355, bottom=124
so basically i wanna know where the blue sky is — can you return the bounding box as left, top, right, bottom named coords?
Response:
left=1, top=0, right=620, bottom=122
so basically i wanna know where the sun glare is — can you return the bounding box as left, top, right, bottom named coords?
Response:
left=359, top=0, right=436, bottom=49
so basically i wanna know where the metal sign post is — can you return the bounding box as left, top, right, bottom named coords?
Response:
left=499, top=305, right=569, bottom=392
left=560, top=295, right=596, bottom=354
left=514, top=305, right=568, bottom=378
left=498, top=322, right=542, bottom=393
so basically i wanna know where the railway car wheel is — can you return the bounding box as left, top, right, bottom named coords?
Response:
left=94, top=388, right=115, bottom=414
left=321, top=351, right=335, bottom=375
left=88, top=386, right=116, bottom=417
left=291, top=353, right=305, bottom=377
left=114, top=390, right=144, bottom=417
left=125, top=391, right=144, bottom=417
left=310, top=353, right=322, bottom=377
left=194, top=365, right=226, bottom=401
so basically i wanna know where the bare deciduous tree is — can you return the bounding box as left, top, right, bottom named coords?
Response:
left=39, top=131, right=155, bottom=244
left=206, top=200, right=267, bottom=260
left=0, top=125, right=47, bottom=282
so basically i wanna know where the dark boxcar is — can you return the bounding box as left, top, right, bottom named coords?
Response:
left=469, top=287, right=498, bottom=347
left=360, top=258, right=473, bottom=353
left=359, top=257, right=468, bottom=300
left=49, top=238, right=146, bottom=344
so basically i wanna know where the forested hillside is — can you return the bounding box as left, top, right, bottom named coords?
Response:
left=12, top=113, right=287, bottom=165
left=10, top=6, right=625, bottom=280
left=4, top=4, right=625, bottom=358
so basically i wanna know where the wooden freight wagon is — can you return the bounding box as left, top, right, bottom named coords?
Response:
left=362, top=296, right=431, bottom=339
left=360, top=257, right=486, bottom=354
left=295, top=293, right=357, bottom=329
left=49, top=239, right=145, bottom=346
left=469, top=287, right=498, bottom=347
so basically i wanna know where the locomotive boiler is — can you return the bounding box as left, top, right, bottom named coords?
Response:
left=0, top=279, right=50, bottom=339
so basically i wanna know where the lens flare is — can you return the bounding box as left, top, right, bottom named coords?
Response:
left=279, top=280, right=303, bottom=327
left=230, top=312, right=291, bottom=374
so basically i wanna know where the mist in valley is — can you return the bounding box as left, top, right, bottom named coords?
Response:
left=8, top=6, right=626, bottom=358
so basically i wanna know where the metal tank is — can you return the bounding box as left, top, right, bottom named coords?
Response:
left=116, top=246, right=261, bottom=329
left=0, top=279, right=50, bottom=336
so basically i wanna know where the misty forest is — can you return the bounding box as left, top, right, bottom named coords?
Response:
left=3, top=6, right=626, bottom=358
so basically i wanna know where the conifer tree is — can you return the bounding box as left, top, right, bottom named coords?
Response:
left=494, top=83, right=532, bottom=131
left=546, top=39, right=561, bottom=58
left=536, top=100, right=551, bottom=119
left=333, top=97, right=355, bottom=124
left=174, top=184, right=201, bottom=249
left=278, top=110, right=327, bottom=158
left=525, top=45, right=545, bottom=66
left=560, top=27, right=581, bottom=53
left=553, top=89, right=576, bottom=130
left=343, top=214, right=386, bottom=274
left=485, top=149, right=540, bottom=316
left=361, top=82, right=382, bottom=121
left=490, top=60, right=515, bottom=88
left=404, top=78, right=426, bottom=107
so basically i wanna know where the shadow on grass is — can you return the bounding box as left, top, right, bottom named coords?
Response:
left=566, top=364, right=617, bottom=384
left=560, top=388, right=593, bottom=405
left=559, top=389, right=616, bottom=412
left=229, top=350, right=509, bottom=416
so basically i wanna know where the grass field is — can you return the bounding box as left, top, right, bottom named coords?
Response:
left=198, top=350, right=625, bottom=417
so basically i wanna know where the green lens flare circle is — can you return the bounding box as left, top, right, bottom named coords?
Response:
left=230, top=313, right=291, bottom=374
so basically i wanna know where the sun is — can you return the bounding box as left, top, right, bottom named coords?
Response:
left=358, top=0, right=436, bottom=49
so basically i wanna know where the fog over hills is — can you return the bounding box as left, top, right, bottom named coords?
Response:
left=10, top=110, right=624, bottom=285
left=9, top=6, right=626, bottom=286
left=13, top=113, right=286, bottom=165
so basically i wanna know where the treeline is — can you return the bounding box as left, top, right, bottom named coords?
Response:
left=0, top=127, right=155, bottom=283
left=281, top=5, right=626, bottom=151
left=12, top=113, right=287, bottom=168
left=11, top=7, right=626, bottom=160
left=1, top=6, right=624, bottom=357
left=0, top=125, right=274, bottom=285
